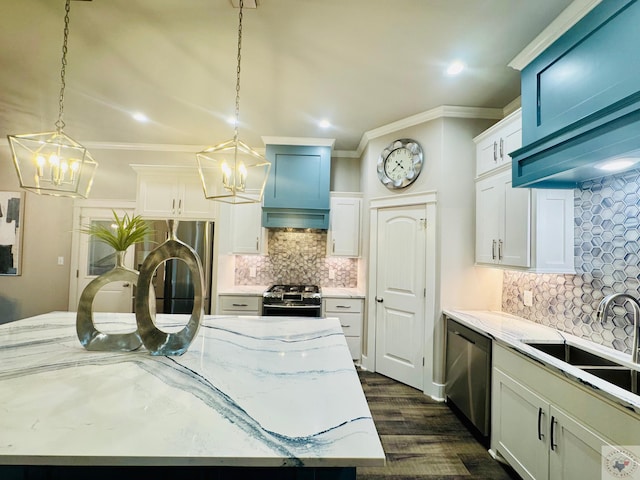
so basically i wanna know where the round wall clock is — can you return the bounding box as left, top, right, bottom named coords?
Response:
left=377, top=138, right=423, bottom=190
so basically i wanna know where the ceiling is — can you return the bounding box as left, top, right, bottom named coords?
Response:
left=0, top=0, right=575, bottom=155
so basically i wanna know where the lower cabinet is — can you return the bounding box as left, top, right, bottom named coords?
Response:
left=218, top=295, right=261, bottom=316
left=323, top=297, right=363, bottom=361
left=492, top=343, right=640, bottom=480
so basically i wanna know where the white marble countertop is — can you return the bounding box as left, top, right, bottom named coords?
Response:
left=0, top=312, right=385, bottom=468
left=443, top=309, right=640, bottom=415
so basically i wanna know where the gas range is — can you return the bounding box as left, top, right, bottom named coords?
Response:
left=262, top=284, right=322, bottom=317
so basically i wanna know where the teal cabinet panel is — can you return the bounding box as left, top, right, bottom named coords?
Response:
left=262, top=144, right=331, bottom=228
left=512, top=0, right=640, bottom=188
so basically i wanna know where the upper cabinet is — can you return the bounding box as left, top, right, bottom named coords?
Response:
left=262, top=140, right=333, bottom=229
left=474, top=113, right=574, bottom=273
left=475, top=110, right=522, bottom=177
left=328, top=194, right=361, bottom=257
left=230, top=201, right=266, bottom=255
left=132, top=165, right=215, bottom=220
left=512, top=0, right=640, bottom=188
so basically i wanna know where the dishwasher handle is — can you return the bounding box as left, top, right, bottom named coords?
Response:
left=450, top=329, right=476, bottom=345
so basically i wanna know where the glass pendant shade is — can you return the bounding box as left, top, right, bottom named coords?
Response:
left=196, top=138, right=270, bottom=204
left=8, top=130, right=97, bottom=198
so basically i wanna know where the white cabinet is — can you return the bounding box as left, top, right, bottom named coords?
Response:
left=475, top=109, right=522, bottom=177
left=474, top=112, right=574, bottom=273
left=492, top=343, right=640, bottom=480
left=218, top=294, right=261, bottom=315
left=323, top=297, right=363, bottom=361
left=328, top=195, right=361, bottom=257
left=133, top=166, right=215, bottom=220
left=230, top=202, right=266, bottom=255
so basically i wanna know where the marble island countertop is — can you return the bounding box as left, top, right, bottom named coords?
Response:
left=0, top=312, right=385, bottom=469
left=443, top=309, right=640, bottom=415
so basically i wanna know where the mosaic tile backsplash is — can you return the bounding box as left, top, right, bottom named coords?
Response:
left=503, top=168, right=640, bottom=354
left=234, top=229, right=358, bottom=288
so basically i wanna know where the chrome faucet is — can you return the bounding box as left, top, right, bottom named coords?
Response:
left=596, top=293, right=640, bottom=365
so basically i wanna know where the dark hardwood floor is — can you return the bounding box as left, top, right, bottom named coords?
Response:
left=357, top=370, right=520, bottom=480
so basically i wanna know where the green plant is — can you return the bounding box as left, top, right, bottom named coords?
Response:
left=80, top=210, right=152, bottom=251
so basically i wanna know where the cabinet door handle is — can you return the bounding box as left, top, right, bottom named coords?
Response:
left=550, top=416, right=557, bottom=451
left=537, top=408, right=544, bottom=440
left=232, top=303, right=248, bottom=307
left=498, top=239, right=503, bottom=260
left=499, top=138, right=504, bottom=160
left=172, top=199, right=176, bottom=213
left=256, top=237, right=259, bottom=250
left=493, top=141, right=498, bottom=163
left=332, top=239, right=336, bottom=253
left=178, top=198, right=182, bottom=214
left=492, top=240, right=497, bottom=260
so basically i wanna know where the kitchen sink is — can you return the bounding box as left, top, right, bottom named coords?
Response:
left=524, top=342, right=638, bottom=395
left=581, top=366, right=638, bottom=394
left=525, top=342, right=621, bottom=367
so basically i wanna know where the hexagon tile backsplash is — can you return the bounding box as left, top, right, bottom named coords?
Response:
left=503, top=168, right=640, bottom=354
left=235, top=229, right=358, bottom=288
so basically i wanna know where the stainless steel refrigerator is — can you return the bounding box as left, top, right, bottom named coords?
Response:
left=134, top=220, right=213, bottom=315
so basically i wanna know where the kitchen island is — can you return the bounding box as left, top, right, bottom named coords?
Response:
left=0, top=312, right=385, bottom=479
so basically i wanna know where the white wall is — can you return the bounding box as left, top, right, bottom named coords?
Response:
left=359, top=114, right=503, bottom=396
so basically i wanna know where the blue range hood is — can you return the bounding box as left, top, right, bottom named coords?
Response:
left=512, top=0, right=640, bottom=188
left=261, top=140, right=333, bottom=229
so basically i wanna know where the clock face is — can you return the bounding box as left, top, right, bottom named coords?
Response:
left=377, top=139, right=423, bottom=190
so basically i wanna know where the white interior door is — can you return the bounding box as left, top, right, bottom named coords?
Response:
left=72, top=207, right=136, bottom=313
left=375, top=204, right=426, bottom=390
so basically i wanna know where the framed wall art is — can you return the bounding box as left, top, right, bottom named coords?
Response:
left=0, top=191, right=25, bottom=276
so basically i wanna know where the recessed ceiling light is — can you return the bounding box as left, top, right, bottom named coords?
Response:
left=319, top=119, right=331, bottom=129
left=446, top=61, right=465, bottom=76
left=596, top=158, right=639, bottom=172
left=132, top=112, right=149, bottom=123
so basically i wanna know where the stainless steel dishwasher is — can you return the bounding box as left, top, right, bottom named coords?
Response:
left=445, top=317, right=492, bottom=443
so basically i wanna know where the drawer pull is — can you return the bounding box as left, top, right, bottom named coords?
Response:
left=232, top=303, right=249, bottom=307
left=336, top=305, right=352, bottom=309
left=341, top=324, right=351, bottom=328
left=537, top=408, right=544, bottom=440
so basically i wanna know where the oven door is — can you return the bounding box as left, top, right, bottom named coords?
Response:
left=262, top=304, right=322, bottom=317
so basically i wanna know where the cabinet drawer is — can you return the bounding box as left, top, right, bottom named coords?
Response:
left=219, top=295, right=260, bottom=312
left=324, top=297, right=363, bottom=313
left=331, top=312, right=362, bottom=337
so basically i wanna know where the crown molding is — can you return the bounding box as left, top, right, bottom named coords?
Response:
left=260, top=136, right=336, bottom=148
left=355, top=105, right=504, bottom=157
left=508, top=0, right=601, bottom=71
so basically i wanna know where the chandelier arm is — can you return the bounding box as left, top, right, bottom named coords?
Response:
left=55, top=0, right=72, bottom=133
left=233, top=0, right=243, bottom=142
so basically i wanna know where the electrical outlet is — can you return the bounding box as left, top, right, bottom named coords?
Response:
left=249, top=266, right=256, bottom=278
left=57, top=256, right=64, bottom=266
left=329, top=269, right=335, bottom=280
left=524, top=290, right=533, bottom=307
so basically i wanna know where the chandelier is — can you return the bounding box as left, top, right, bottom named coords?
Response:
left=196, top=0, right=270, bottom=204
left=8, top=0, right=97, bottom=198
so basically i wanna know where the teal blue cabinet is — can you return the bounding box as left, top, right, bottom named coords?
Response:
left=262, top=144, right=331, bottom=229
left=512, top=0, right=640, bottom=188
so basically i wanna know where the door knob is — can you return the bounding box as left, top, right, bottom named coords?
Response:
left=123, top=283, right=131, bottom=288
left=375, top=297, right=384, bottom=303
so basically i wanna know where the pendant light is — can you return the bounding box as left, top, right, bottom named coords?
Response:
left=196, top=0, right=270, bottom=204
left=8, top=0, right=97, bottom=198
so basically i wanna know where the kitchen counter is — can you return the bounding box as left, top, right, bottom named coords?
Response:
left=443, top=309, right=640, bottom=415
left=0, top=312, right=384, bottom=478
left=218, top=286, right=365, bottom=298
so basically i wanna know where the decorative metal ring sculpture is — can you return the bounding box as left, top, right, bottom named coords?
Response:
left=135, top=220, right=204, bottom=356
left=76, top=251, right=143, bottom=351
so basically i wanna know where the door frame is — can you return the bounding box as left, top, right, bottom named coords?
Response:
left=68, top=199, right=137, bottom=311
left=363, top=191, right=438, bottom=398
